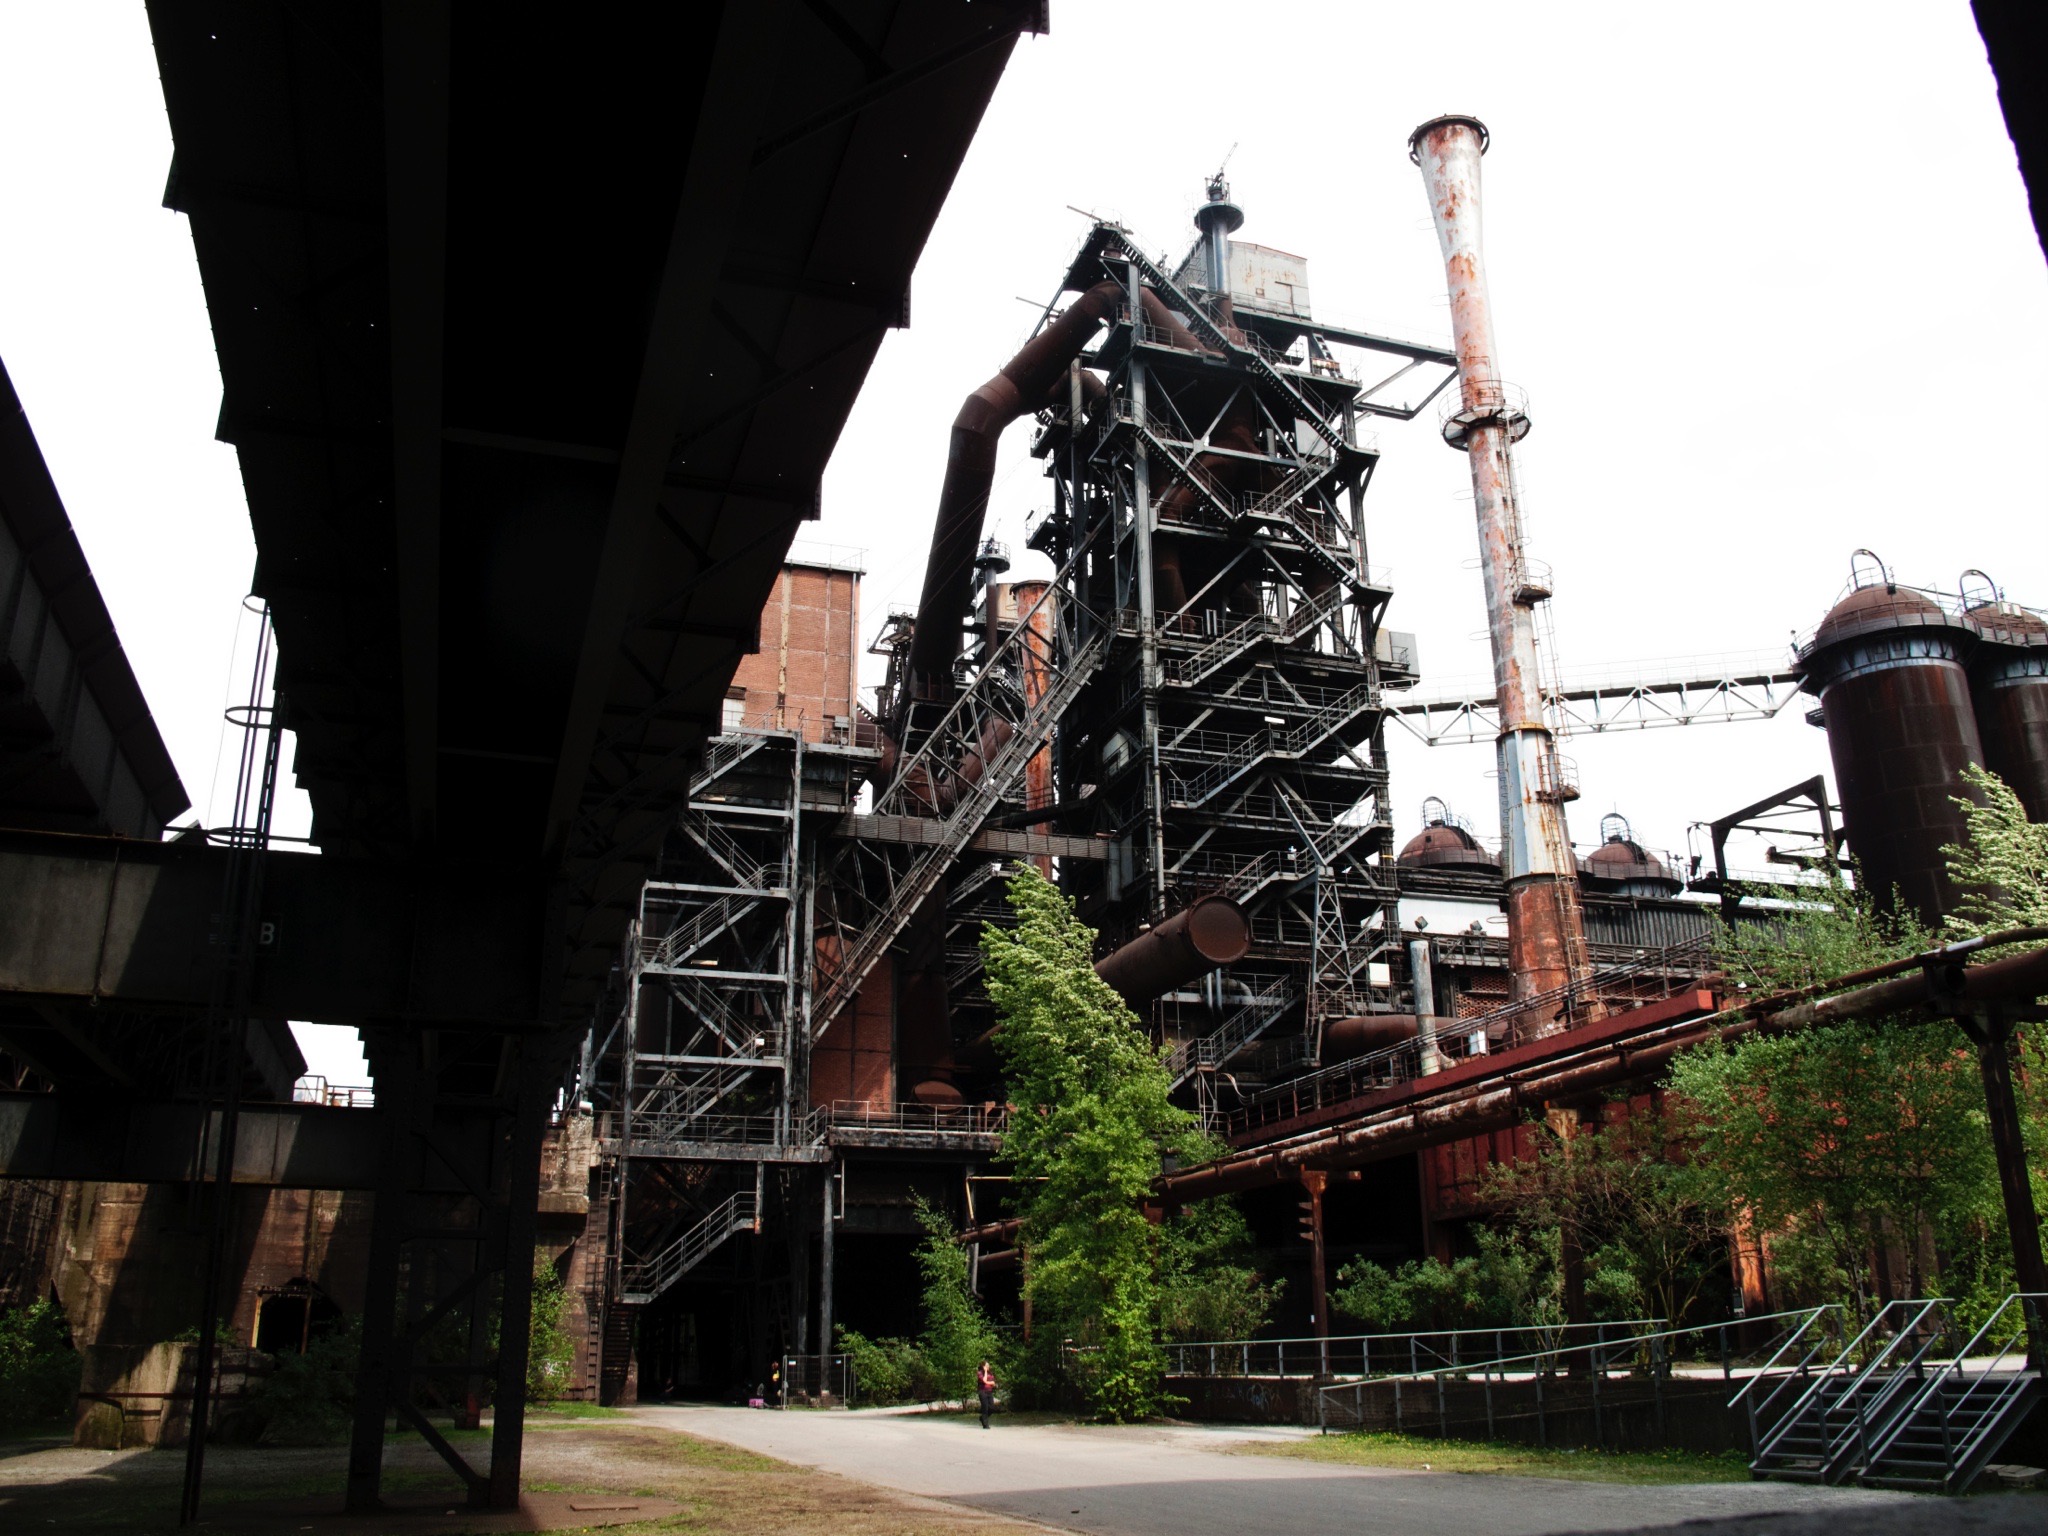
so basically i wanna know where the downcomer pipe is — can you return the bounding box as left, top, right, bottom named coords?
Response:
left=1410, top=115, right=1592, bottom=1019
left=903, top=281, right=1206, bottom=712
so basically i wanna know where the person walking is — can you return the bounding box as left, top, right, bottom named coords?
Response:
left=975, top=1360, right=997, bottom=1429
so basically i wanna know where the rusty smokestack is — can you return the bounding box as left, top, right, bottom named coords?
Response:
left=1410, top=116, right=1593, bottom=1024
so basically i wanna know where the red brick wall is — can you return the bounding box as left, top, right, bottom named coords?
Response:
left=727, top=562, right=861, bottom=743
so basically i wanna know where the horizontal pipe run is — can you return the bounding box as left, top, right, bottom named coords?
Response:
left=1158, top=938, right=2048, bottom=1203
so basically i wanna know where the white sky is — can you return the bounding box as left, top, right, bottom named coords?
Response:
left=3, top=3, right=2043, bottom=1078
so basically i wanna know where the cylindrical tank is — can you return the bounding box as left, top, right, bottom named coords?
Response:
left=1963, top=579, right=2048, bottom=822
left=1094, top=896, right=1251, bottom=1005
left=1581, top=813, right=1683, bottom=899
left=1797, top=565, right=1984, bottom=923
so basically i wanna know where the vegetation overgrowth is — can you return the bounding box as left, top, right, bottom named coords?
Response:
left=0, top=1298, right=80, bottom=1431
left=1337, top=766, right=2047, bottom=1340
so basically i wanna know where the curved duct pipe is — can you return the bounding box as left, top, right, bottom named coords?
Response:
left=1095, top=896, right=1252, bottom=1005
left=903, top=282, right=1209, bottom=710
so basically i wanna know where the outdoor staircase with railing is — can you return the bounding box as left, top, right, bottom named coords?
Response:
left=1857, top=1294, right=2044, bottom=1493
left=1165, top=582, right=1348, bottom=691
left=1749, top=1299, right=1948, bottom=1484
left=1166, top=974, right=1302, bottom=1090
left=1113, top=237, right=1350, bottom=459
left=1166, top=680, right=1378, bottom=808
left=1749, top=1296, right=2045, bottom=1491
left=617, top=1190, right=759, bottom=1305
left=810, top=584, right=1113, bottom=1036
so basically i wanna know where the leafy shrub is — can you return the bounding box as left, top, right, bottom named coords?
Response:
left=833, top=1327, right=936, bottom=1405
left=0, top=1300, right=80, bottom=1431
left=252, top=1318, right=358, bottom=1445
left=527, top=1254, right=576, bottom=1404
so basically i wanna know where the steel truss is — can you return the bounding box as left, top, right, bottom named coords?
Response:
left=1030, top=224, right=1421, bottom=1095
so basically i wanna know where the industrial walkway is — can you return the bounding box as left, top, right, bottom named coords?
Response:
left=634, top=1405, right=1915, bottom=1536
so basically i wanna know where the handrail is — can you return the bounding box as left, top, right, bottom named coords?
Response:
left=1173, top=1317, right=1668, bottom=1382
left=1861, top=1291, right=2046, bottom=1490
left=1314, top=1307, right=1837, bottom=1444
left=618, top=1190, right=759, bottom=1304
left=1731, top=1303, right=1845, bottom=1451
left=1750, top=1297, right=1944, bottom=1469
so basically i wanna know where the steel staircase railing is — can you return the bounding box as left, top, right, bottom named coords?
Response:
left=617, top=1190, right=759, bottom=1305
left=1111, top=237, right=1351, bottom=459
left=1166, top=974, right=1302, bottom=1089
left=1166, top=582, right=1349, bottom=690
left=1166, top=680, right=1378, bottom=808
left=812, top=549, right=1113, bottom=1038
left=1749, top=1298, right=1948, bottom=1483
left=1859, top=1292, right=2046, bottom=1492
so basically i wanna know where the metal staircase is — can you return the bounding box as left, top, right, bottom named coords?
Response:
left=812, top=563, right=1112, bottom=1037
left=1165, top=583, right=1348, bottom=690
left=1165, top=680, right=1378, bottom=808
left=1112, top=236, right=1350, bottom=458
left=1753, top=1302, right=2023, bottom=1490
left=1858, top=1294, right=2045, bottom=1493
left=617, top=1189, right=760, bottom=1305
left=1166, top=974, right=1301, bottom=1089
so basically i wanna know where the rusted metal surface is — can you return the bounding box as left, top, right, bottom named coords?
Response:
left=905, top=281, right=1124, bottom=703
left=1797, top=579, right=1983, bottom=922
left=1013, top=579, right=1057, bottom=873
left=1967, top=594, right=2048, bottom=823
left=1094, top=895, right=1252, bottom=1005
left=1322, top=1012, right=1422, bottom=1061
left=1161, top=936, right=2048, bottom=1201
left=1411, top=116, right=1589, bottom=1017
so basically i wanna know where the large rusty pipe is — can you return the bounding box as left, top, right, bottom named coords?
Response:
left=1159, top=938, right=2048, bottom=1203
left=1411, top=115, right=1590, bottom=1019
left=906, top=285, right=1198, bottom=704
left=1094, top=896, right=1251, bottom=1005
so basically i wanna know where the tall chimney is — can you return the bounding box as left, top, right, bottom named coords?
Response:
left=1410, top=116, right=1594, bottom=1025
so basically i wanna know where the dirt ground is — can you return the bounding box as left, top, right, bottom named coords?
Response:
left=0, top=1413, right=1053, bottom=1535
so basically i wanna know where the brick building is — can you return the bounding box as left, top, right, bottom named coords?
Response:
left=722, top=548, right=863, bottom=744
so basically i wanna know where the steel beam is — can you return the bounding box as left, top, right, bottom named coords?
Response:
left=0, top=830, right=545, bottom=1028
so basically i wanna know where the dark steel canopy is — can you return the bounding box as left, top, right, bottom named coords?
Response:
left=0, top=356, right=188, bottom=839
left=147, top=0, right=1042, bottom=1020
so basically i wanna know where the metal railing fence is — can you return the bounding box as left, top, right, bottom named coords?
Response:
left=1317, top=1306, right=1838, bottom=1451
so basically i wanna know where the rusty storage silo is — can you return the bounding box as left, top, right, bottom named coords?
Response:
left=1796, top=558, right=1984, bottom=924
left=1961, top=571, right=2048, bottom=822
left=1580, top=813, right=1684, bottom=899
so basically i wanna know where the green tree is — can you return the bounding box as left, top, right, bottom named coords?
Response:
left=526, top=1253, right=576, bottom=1404
left=911, top=1196, right=1000, bottom=1401
left=1156, top=1182, right=1281, bottom=1344
left=982, top=865, right=1191, bottom=1421
left=1943, top=764, right=2048, bottom=938
left=1332, top=1226, right=1560, bottom=1334
left=0, top=1299, right=79, bottom=1432
left=1480, top=1113, right=1728, bottom=1326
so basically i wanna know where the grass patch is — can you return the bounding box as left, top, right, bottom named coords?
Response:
left=1242, top=1430, right=1752, bottom=1485
left=531, top=1401, right=626, bottom=1421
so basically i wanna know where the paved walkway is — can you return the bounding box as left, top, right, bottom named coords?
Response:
left=633, top=1405, right=1920, bottom=1536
